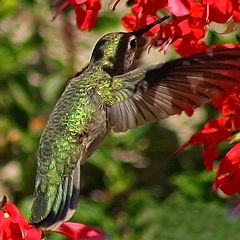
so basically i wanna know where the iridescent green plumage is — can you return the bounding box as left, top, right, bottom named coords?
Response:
left=30, top=31, right=136, bottom=229
left=30, top=17, right=240, bottom=229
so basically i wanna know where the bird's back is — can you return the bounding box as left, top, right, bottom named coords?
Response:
left=31, top=69, right=109, bottom=229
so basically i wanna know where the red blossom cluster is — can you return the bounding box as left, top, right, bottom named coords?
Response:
left=0, top=196, right=106, bottom=240
left=52, top=0, right=240, bottom=56
left=177, top=86, right=240, bottom=196
left=120, top=0, right=240, bottom=56
left=211, top=87, right=240, bottom=195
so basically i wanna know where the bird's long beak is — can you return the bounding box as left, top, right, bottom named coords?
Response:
left=132, top=16, right=170, bottom=37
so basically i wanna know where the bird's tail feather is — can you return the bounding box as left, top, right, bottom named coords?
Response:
left=30, top=161, right=81, bottom=230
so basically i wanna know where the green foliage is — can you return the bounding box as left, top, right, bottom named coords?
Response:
left=0, top=1, right=239, bottom=239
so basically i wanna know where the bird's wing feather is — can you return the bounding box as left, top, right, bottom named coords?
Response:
left=107, top=46, right=240, bottom=132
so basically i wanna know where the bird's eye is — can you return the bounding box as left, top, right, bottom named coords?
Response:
left=130, top=39, right=137, bottom=49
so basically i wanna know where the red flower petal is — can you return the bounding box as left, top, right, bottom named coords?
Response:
left=122, top=14, right=161, bottom=35
left=68, top=0, right=87, bottom=5
left=212, top=86, right=240, bottom=116
left=121, top=0, right=167, bottom=33
left=57, top=222, right=106, bottom=240
left=75, top=0, right=101, bottom=30
left=0, top=197, right=42, bottom=240
left=52, top=0, right=101, bottom=30
left=175, top=117, right=231, bottom=170
left=203, top=0, right=233, bottom=23
left=190, top=2, right=205, bottom=18
left=167, top=0, right=194, bottom=16
left=131, top=0, right=167, bottom=16
left=173, top=36, right=207, bottom=56
left=4, top=202, right=28, bottom=225
left=121, top=14, right=137, bottom=31
left=233, top=11, right=240, bottom=21
left=214, top=143, right=240, bottom=195
left=0, top=197, right=107, bottom=240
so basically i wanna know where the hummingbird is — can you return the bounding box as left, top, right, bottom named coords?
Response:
left=30, top=16, right=240, bottom=230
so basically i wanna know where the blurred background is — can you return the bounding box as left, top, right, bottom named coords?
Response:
left=1, top=0, right=240, bottom=239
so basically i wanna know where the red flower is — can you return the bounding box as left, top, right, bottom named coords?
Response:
left=122, top=14, right=161, bottom=35
left=167, top=0, right=195, bottom=16
left=212, top=86, right=240, bottom=116
left=116, top=0, right=240, bottom=56
left=51, top=0, right=240, bottom=56
left=52, top=0, right=101, bottom=30
left=122, top=0, right=166, bottom=34
left=214, top=143, right=240, bottom=195
left=175, top=117, right=231, bottom=170
left=0, top=196, right=106, bottom=240
left=57, top=222, right=106, bottom=240
left=120, top=0, right=208, bottom=55
left=203, top=0, right=236, bottom=23
left=0, top=196, right=42, bottom=240
left=74, top=0, right=101, bottom=30
left=161, top=1, right=208, bottom=56
left=168, top=15, right=207, bottom=56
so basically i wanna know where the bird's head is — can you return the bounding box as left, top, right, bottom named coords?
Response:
left=89, top=16, right=169, bottom=75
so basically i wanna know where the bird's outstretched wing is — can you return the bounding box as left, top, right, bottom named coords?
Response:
left=107, top=46, right=240, bottom=132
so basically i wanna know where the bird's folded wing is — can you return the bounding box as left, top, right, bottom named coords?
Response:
left=107, top=46, right=240, bottom=132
